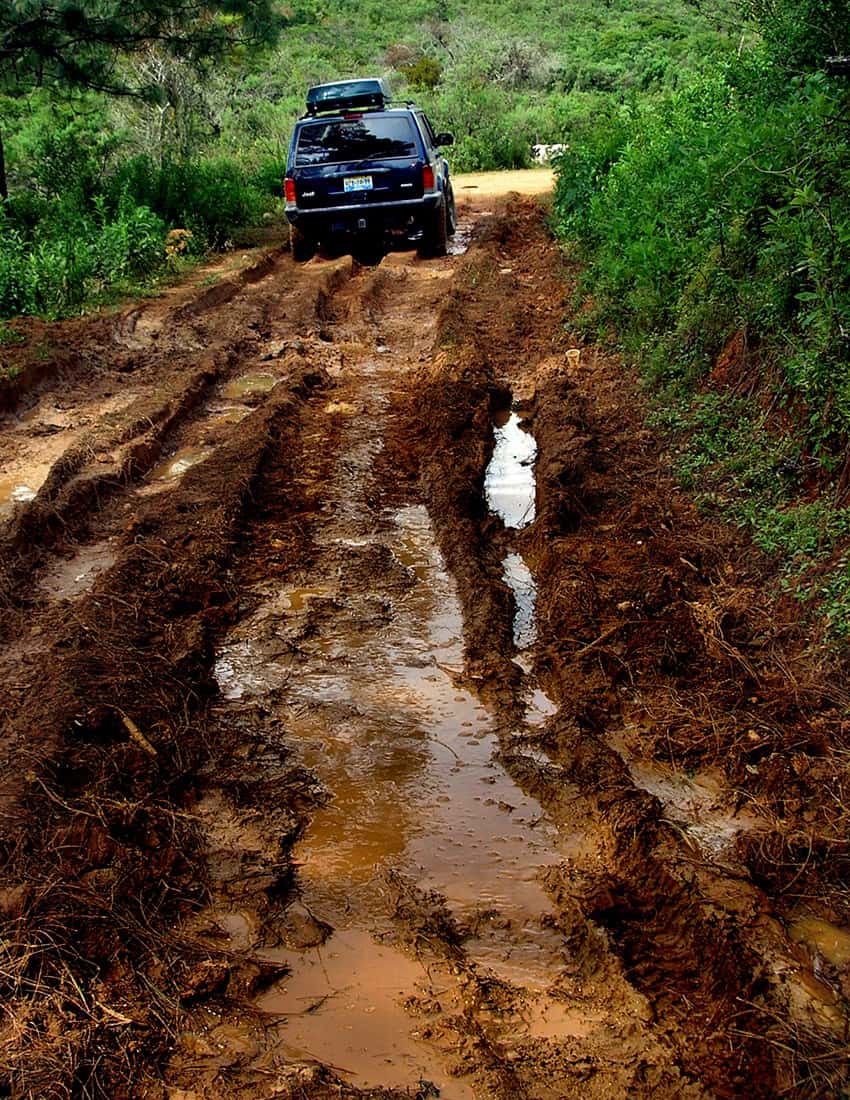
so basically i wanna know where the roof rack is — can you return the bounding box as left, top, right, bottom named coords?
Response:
left=305, top=78, right=391, bottom=116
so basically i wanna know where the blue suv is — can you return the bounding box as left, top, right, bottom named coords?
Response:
left=284, top=79, right=457, bottom=260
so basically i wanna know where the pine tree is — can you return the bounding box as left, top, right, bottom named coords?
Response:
left=0, top=0, right=283, bottom=197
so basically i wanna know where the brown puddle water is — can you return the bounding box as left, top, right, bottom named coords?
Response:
left=790, top=916, right=850, bottom=968
left=214, top=498, right=567, bottom=1091
left=0, top=477, right=37, bottom=515
left=208, top=404, right=252, bottom=425
left=38, top=539, right=117, bottom=599
left=609, top=727, right=762, bottom=861
left=221, top=372, right=279, bottom=400
left=148, top=446, right=214, bottom=482
left=256, top=930, right=469, bottom=1093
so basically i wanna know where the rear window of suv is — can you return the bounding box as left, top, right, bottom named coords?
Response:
left=295, top=116, right=420, bottom=167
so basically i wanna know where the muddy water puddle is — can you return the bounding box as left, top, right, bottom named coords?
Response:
left=484, top=406, right=554, bottom=748
left=0, top=449, right=76, bottom=517
left=610, top=728, right=761, bottom=860
left=790, top=915, right=850, bottom=968
left=38, top=538, right=117, bottom=599
left=484, top=408, right=544, bottom=660
left=0, top=477, right=37, bottom=515
left=0, top=394, right=135, bottom=518
left=503, top=552, right=537, bottom=649
left=257, top=931, right=475, bottom=1097
left=447, top=223, right=472, bottom=256
left=214, top=501, right=568, bottom=1090
left=141, top=402, right=254, bottom=493
left=148, top=446, right=214, bottom=482
left=208, top=403, right=252, bottom=425
left=484, top=410, right=536, bottom=530
left=222, top=371, right=279, bottom=400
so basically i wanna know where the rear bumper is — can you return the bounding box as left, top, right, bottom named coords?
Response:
left=286, top=193, right=441, bottom=237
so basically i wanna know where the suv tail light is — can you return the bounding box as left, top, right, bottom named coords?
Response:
left=284, top=178, right=297, bottom=203
left=422, top=165, right=435, bottom=192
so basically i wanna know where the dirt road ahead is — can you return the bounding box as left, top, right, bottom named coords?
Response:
left=1, top=190, right=848, bottom=1099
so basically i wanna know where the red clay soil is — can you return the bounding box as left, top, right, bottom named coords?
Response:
left=0, top=195, right=848, bottom=1099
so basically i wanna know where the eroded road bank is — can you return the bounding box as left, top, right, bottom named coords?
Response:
left=1, top=195, right=849, bottom=1099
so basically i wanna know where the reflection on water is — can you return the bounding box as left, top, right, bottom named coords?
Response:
left=0, top=479, right=37, bottom=517
left=209, top=404, right=252, bottom=425
left=38, top=538, right=116, bottom=599
left=148, top=446, right=213, bottom=481
left=484, top=412, right=536, bottom=529
left=447, top=223, right=472, bottom=256
left=610, top=728, right=761, bottom=861
left=283, top=506, right=561, bottom=917
left=502, top=552, right=537, bottom=649
left=213, top=499, right=566, bottom=1089
left=484, top=407, right=543, bottom=658
left=258, top=930, right=475, bottom=1098
left=222, top=372, right=279, bottom=400
left=790, top=916, right=850, bottom=968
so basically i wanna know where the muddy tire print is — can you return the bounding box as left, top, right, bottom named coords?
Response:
left=0, top=188, right=848, bottom=1099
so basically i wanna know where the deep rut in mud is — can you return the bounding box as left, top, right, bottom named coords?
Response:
left=208, top=267, right=573, bottom=1096
left=2, top=198, right=850, bottom=1100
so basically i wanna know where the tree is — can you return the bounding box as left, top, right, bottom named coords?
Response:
left=0, top=0, right=283, bottom=196
left=744, top=0, right=850, bottom=69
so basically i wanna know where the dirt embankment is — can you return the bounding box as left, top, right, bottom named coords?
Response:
left=0, top=191, right=848, bottom=1099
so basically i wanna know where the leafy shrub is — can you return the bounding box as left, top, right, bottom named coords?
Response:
left=555, top=64, right=850, bottom=447
left=251, top=152, right=289, bottom=198
left=0, top=195, right=166, bottom=319
left=744, top=0, right=850, bottom=70
left=110, top=156, right=269, bottom=248
left=400, top=56, right=442, bottom=90
left=553, top=7, right=850, bottom=632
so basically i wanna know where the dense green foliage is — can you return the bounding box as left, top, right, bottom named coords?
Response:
left=221, top=0, right=742, bottom=173
left=0, top=0, right=281, bottom=93
left=554, top=2, right=850, bottom=634
left=0, top=0, right=285, bottom=315
left=0, top=92, right=278, bottom=316
left=0, top=0, right=740, bottom=320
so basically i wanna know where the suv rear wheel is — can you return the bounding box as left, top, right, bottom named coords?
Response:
left=447, top=185, right=458, bottom=237
left=290, top=224, right=316, bottom=262
left=418, top=197, right=448, bottom=259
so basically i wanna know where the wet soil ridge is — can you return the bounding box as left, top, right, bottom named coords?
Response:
left=0, top=361, right=330, bottom=1097
left=403, top=206, right=850, bottom=1097
left=525, top=295, right=850, bottom=1089
left=0, top=242, right=354, bottom=1096
left=0, top=198, right=848, bottom=1099
left=0, top=255, right=354, bottom=621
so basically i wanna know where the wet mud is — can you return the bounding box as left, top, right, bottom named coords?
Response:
left=1, top=194, right=849, bottom=1099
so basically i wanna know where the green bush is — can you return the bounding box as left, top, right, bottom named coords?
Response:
left=0, top=195, right=166, bottom=319
left=555, top=64, right=850, bottom=448
left=552, top=15, right=850, bottom=633
left=110, top=156, right=269, bottom=248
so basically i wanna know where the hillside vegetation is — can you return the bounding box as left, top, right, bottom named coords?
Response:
left=0, top=0, right=740, bottom=321
left=553, top=0, right=850, bottom=638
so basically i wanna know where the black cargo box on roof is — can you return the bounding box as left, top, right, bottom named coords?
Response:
left=305, top=78, right=390, bottom=116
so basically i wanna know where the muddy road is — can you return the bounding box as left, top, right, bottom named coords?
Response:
left=1, top=189, right=849, bottom=1099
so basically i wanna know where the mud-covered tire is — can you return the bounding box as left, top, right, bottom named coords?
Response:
left=418, top=198, right=448, bottom=259
left=446, top=184, right=458, bottom=237
left=290, top=224, right=316, bottom=262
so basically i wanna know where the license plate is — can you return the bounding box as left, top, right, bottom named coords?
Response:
left=344, top=175, right=373, bottom=192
